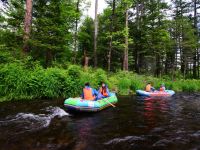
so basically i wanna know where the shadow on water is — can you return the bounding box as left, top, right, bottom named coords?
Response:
left=0, top=93, right=200, bottom=150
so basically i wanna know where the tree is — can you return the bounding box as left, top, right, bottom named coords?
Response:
left=129, top=0, right=170, bottom=76
left=23, top=0, right=33, bottom=53
left=94, top=0, right=98, bottom=68
left=78, top=17, right=94, bottom=67
left=30, top=0, right=77, bottom=67
left=171, top=0, right=198, bottom=78
left=72, top=0, right=80, bottom=64
left=0, top=0, right=25, bottom=57
left=191, top=0, right=200, bottom=78
left=123, top=4, right=129, bottom=71
left=2, top=0, right=200, bottom=79
left=107, top=0, right=115, bottom=72
left=96, top=0, right=133, bottom=71
left=72, top=0, right=90, bottom=63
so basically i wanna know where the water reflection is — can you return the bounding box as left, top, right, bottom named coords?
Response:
left=74, top=119, right=92, bottom=150
left=72, top=115, right=102, bottom=150
left=144, top=98, right=169, bottom=129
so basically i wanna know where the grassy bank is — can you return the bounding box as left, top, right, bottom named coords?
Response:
left=0, top=62, right=200, bottom=102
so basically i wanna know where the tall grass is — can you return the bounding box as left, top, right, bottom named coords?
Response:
left=0, top=63, right=82, bottom=101
left=0, top=62, right=200, bottom=102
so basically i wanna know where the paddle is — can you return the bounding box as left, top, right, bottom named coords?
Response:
left=100, top=96, right=116, bottom=108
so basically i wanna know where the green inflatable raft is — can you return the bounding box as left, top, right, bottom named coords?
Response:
left=64, top=93, right=117, bottom=112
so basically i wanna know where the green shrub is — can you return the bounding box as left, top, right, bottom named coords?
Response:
left=1, top=62, right=200, bottom=102
left=0, top=63, right=83, bottom=101
left=79, top=68, right=95, bottom=89
left=130, top=79, right=144, bottom=91
left=171, top=80, right=184, bottom=92
left=118, top=77, right=131, bottom=95
left=181, top=80, right=198, bottom=92
left=93, top=69, right=108, bottom=88
left=67, top=65, right=81, bottom=79
left=108, top=76, right=119, bottom=91
left=0, top=63, right=29, bottom=99
left=0, top=51, right=15, bottom=64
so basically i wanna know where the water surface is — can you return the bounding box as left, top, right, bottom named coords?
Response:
left=0, top=93, right=200, bottom=150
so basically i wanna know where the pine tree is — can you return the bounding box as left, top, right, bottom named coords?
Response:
left=191, top=0, right=200, bottom=78
left=130, top=0, right=170, bottom=76
left=0, top=0, right=25, bottom=57
left=30, top=0, right=77, bottom=67
left=72, top=0, right=89, bottom=64
left=23, top=0, right=33, bottom=53
left=107, top=0, right=115, bottom=72
left=171, top=0, right=198, bottom=78
left=94, top=0, right=98, bottom=68
left=78, top=17, right=94, bottom=67
left=123, top=1, right=129, bottom=71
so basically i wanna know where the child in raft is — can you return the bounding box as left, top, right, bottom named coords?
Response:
left=145, top=82, right=155, bottom=92
left=97, top=82, right=111, bottom=99
left=82, top=82, right=98, bottom=100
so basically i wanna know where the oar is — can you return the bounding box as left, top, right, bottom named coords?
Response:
left=101, top=97, right=116, bottom=108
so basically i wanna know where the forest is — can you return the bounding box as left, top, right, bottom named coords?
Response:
left=1, top=0, right=200, bottom=100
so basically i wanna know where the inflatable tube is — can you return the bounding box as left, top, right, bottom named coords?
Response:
left=64, top=93, right=117, bottom=112
left=136, top=90, right=175, bottom=97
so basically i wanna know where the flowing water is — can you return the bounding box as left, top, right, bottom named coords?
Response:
left=0, top=93, right=200, bottom=150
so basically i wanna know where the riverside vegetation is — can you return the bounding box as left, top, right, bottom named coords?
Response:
left=0, top=56, right=200, bottom=102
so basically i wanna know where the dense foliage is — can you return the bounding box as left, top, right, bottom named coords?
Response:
left=1, top=0, right=200, bottom=101
left=1, top=0, right=200, bottom=77
left=80, top=0, right=200, bottom=78
left=1, top=61, right=200, bottom=101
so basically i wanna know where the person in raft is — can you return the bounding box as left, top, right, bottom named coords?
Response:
left=145, top=82, right=155, bottom=92
left=82, top=82, right=98, bottom=100
left=159, top=83, right=166, bottom=91
left=97, top=82, right=111, bottom=99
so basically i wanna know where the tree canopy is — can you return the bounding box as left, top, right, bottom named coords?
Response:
left=1, top=0, right=200, bottom=79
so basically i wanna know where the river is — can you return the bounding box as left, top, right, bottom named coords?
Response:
left=0, top=93, right=200, bottom=150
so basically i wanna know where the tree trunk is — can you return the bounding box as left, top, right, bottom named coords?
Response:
left=134, top=1, right=139, bottom=73
left=136, top=1, right=144, bottom=74
left=45, top=50, right=52, bottom=68
left=94, top=0, right=98, bottom=68
left=23, top=0, right=33, bottom=53
left=155, top=54, right=161, bottom=77
left=123, top=7, right=129, bottom=71
left=108, top=37, right=112, bottom=71
left=108, top=0, right=115, bottom=72
left=198, top=49, right=200, bottom=78
left=180, top=3, right=184, bottom=76
left=193, top=0, right=197, bottom=78
left=73, top=0, right=80, bottom=64
left=84, top=49, right=89, bottom=69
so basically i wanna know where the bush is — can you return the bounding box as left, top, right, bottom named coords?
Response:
left=67, top=65, right=81, bottom=79
left=130, top=78, right=144, bottom=91
left=0, top=51, right=15, bottom=64
left=0, top=63, right=28, bottom=99
left=1, top=62, right=200, bottom=102
left=118, top=78, right=131, bottom=95
left=0, top=63, right=83, bottom=101
left=181, top=80, right=198, bottom=92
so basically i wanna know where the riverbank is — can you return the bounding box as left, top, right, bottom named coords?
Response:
left=0, top=62, right=200, bottom=102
